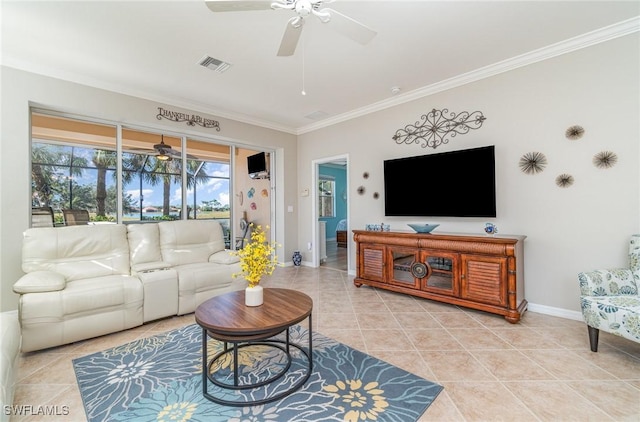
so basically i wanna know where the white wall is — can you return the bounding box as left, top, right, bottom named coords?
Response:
left=0, top=67, right=298, bottom=311
left=296, top=34, right=640, bottom=316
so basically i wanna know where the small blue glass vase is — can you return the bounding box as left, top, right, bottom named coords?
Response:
left=292, top=251, right=302, bottom=266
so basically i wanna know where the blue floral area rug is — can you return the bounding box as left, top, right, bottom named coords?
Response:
left=73, top=324, right=443, bottom=421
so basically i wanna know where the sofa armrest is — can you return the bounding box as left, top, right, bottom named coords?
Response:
left=209, top=250, right=240, bottom=265
left=578, top=268, right=636, bottom=296
left=13, top=271, right=66, bottom=294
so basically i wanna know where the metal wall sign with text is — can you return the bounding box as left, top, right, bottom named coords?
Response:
left=156, top=107, right=221, bottom=131
left=392, top=108, right=486, bottom=149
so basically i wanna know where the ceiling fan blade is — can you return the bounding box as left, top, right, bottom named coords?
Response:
left=277, top=17, right=304, bottom=57
left=205, top=0, right=273, bottom=13
left=323, top=8, right=376, bottom=45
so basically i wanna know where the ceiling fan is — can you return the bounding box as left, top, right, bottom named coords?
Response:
left=128, top=136, right=195, bottom=161
left=152, top=138, right=178, bottom=161
left=205, top=0, right=377, bottom=56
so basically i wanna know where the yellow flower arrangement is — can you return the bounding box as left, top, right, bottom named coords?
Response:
left=232, top=224, right=279, bottom=288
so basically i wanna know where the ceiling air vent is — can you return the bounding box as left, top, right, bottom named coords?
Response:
left=198, top=55, right=232, bottom=73
left=305, top=110, right=329, bottom=120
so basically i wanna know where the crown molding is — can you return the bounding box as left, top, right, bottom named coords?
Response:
left=4, top=16, right=637, bottom=137
left=0, top=58, right=299, bottom=135
left=297, top=16, right=640, bottom=135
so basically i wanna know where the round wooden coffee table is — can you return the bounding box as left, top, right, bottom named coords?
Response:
left=195, top=288, right=313, bottom=406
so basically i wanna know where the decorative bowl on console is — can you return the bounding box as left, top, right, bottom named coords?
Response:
left=407, top=223, right=440, bottom=233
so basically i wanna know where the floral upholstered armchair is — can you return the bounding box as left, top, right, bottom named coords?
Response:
left=577, top=235, right=640, bottom=352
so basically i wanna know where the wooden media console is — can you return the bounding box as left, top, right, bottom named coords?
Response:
left=353, top=230, right=527, bottom=323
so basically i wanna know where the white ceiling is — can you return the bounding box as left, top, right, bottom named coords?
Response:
left=2, top=1, right=639, bottom=134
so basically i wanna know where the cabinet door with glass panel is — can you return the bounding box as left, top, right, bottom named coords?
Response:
left=419, top=251, right=458, bottom=296
left=387, top=247, right=458, bottom=295
left=386, top=247, right=420, bottom=289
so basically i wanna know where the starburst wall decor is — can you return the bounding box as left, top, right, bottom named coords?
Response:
left=519, top=152, right=548, bottom=175
left=565, top=125, right=585, bottom=140
left=555, top=173, right=574, bottom=188
left=593, top=151, right=618, bottom=169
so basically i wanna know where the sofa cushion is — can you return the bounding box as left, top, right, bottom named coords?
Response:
left=13, top=270, right=66, bottom=294
left=159, top=220, right=226, bottom=266
left=209, top=250, right=240, bottom=265
left=126, top=223, right=163, bottom=267
left=22, top=225, right=130, bottom=280
left=19, top=275, right=143, bottom=322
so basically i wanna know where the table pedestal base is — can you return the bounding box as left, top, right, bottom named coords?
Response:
left=201, top=319, right=313, bottom=406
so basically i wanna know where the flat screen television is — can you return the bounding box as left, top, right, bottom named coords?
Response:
left=247, top=152, right=269, bottom=179
left=384, top=145, right=496, bottom=217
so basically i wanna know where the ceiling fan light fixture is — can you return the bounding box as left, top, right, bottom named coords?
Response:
left=156, top=153, right=172, bottom=161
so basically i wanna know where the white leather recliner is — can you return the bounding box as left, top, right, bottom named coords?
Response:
left=15, top=225, right=143, bottom=352
left=158, top=220, right=245, bottom=314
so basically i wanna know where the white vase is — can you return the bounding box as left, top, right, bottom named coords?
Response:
left=245, top=285, right=264, bottom=306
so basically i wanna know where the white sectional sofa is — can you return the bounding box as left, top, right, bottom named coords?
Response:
left=13, top=220, right=243, bottom=352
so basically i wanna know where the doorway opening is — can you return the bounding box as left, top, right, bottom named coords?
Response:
left=313, top=155, right=348, bottom=272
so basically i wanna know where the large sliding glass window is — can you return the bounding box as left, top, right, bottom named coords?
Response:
left=30, top=111, right=234, bottom=230
left=31, top=113, right=117, bottom=224
left=121, top=129, right=183, bottom=222
left=185, top=139, right=230, bottom=219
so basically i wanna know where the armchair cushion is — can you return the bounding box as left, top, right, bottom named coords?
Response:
left=578, top=268, right=637, bottom=296
left=580, top=295, right=640, bottom=343
left=13, top=270, right=65, bottom=294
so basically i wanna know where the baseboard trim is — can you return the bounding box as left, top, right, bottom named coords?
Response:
left=527, top=302, right=583, bottom=321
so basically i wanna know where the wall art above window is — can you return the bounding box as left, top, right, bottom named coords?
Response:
left=156, top=107, right=221, bottom=130
left=392, top=108, right=486, bottom=149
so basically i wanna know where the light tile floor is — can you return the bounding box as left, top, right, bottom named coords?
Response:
left=12, top=266, right=640, bottom=421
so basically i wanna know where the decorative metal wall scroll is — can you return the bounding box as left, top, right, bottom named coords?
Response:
left=392, top=108, right=486, bottom=149
left=156, top=107, right=221, bottom=130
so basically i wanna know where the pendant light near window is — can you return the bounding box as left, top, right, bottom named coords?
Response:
left=155, top=135, right=173, bottom=161
left=157, top=152, right=171, bottom=161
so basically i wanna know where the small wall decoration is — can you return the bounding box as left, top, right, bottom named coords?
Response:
left=565, top=125, right=585, bottom=141
left=156, top=107, right=220, bottom=130
left=593, top=151, right=618, bottom=169
left=519, top=152, right=548, bottom=175
left=484, top=223, right=498, bottom=235
left=357, top=186, right=365, bottom=195
left=373, top=192, right=379, bottom=199
left=250, top=202, right=257, bottom=210
left=247, top=187, right=255, bottom=198
left=555, top=173, right=575, bottom=188
left=363, top=172, right=369, bottom=179
left=261, top=188, right=269, bottom=197
left=392, top=108, right=486, bottom=149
